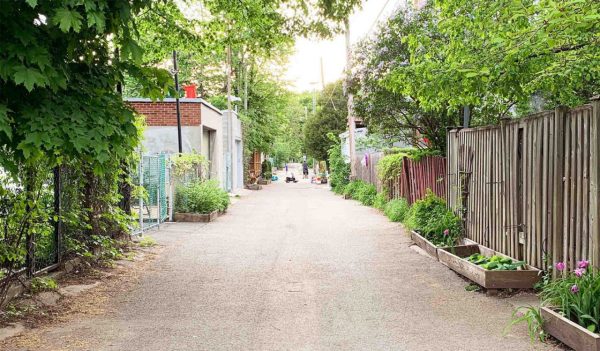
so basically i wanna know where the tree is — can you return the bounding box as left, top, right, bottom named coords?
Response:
left=386, top=0, right=600, bottom=116
left=304, top=81, right=348, bottom=161
left=349, top=9, right=460, bottom=152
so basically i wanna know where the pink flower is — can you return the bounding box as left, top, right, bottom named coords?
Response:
left=555, top=262, right=566, bottom=271
left=443, top=229, right=450, bottom=236
left=574, top=268, right=586, bottom=277
left=577, top=260, right=589, bottom=269
left=571, top=284, right=579, bottom=294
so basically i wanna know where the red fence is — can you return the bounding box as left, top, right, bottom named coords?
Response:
left=387, top=156, right=447, bottom=204
left=354, top=153, right=447, bottom=204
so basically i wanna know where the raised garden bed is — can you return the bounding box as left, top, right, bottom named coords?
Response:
left=245, top=183, right=263, bottom=190
left=437, top=244, right=541, bottom=289
left=410, top=231, right=477, bottom=260
left=174, top=210, right=219, bottom=222
left=541, top=307, right=600, bottom=351
left=257, top=179, right=271, bottom=185
left=343, top=194, right=351, bottom=199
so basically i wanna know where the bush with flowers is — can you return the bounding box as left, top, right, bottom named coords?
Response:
left=541, top=260, right=600, bottom=333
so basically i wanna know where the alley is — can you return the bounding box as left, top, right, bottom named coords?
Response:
left=4, top=179, right=556, bottom=351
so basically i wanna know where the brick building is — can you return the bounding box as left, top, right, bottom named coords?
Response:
left=126, top=98, right=244, bottom=191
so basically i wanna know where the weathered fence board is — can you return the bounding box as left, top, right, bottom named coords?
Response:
left=448, top=102, right=600, bottom=270
left=353, top=153, right=446, bottom=204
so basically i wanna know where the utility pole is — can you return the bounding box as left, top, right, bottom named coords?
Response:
left=226, top=44, right=233, bottom=192
left=173, top=50, right=183, bottom=154
left=345, top=18, right=356, bottom=178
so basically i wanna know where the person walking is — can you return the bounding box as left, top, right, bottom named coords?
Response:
left=302, top=160, right=309, bottom=179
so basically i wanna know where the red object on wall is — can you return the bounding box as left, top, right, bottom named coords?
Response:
left=183, top=84, right=197, bottom=98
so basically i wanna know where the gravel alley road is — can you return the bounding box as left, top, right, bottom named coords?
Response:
left=3, top=175, right=558, bottom=351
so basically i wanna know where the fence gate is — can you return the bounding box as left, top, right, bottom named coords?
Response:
left=447, top=101, right=600, bottom=270
left=131, top=154, right=171, bottom=235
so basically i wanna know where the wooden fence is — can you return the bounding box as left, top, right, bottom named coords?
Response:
left=447, top=101, right=600, bottom=270
left=354, top=152, right=447, bottom=204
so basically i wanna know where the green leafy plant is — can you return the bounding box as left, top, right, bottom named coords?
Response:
left=30, top=277, right=58, bottom=293
left=327, top=135, right=350, bottom=194
left=175, top=180, right=230, bottom=214
left=404, top=190, right=462, bottom=247
left=383, top=198, right=410, bottom=222
left=466, top=254, right=526, bottom=271
left=261, top=159, right=273, bottom=179
left=373, top=192, right=388, bottom=210
left=171, top=153, right=209, bottom=182
left=342, top=180, right=363, bottom=199
left=541, top=262, right=600, bottom=334
left=355, top=182, right=377, bottom=206
left=504, top=306, right=546, bottom=343
left=139, top=236, right=156, bottom=248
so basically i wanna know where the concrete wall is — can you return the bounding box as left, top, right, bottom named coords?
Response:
left=222, top=110, right=244, bottom=191
left=201, top=104, right=224, bottom=186
left=142, top=126, right=202, bottom=154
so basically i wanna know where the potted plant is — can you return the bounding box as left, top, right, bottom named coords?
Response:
left=174, top=180, right=230, bottom=222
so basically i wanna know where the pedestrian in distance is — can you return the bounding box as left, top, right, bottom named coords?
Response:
left=302, top=161, right=309, bottom=179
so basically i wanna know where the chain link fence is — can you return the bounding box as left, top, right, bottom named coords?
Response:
left=131, top=154, right=172, bottom=235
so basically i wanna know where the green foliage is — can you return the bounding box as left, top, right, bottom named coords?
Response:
left=139, top=236, right=157, bottom=248
left=466, top=254, right=526, bottom=271
left=261, top=160, right=273, bottom=179
left=342, top=180, right=364, bottom=199
left=355, top=183, right=377, bottom=206
left=304, top=81, right=348, bottom=161
left=377, top=148, right=441, bottom=182
left=541, top=265, right=600, bottom=334
left=175, top=180, right=230, bottom=214
left=30, top=277, right=58, bottom=293
left=384, top=198, right=410, bottom=222
left=404, top=190, right=462, bottom=246
left=504, top=306, right=546, bottom=343
left=373, top=192, right=388, bottom=210
left=171, top=153, right=209, bottom=181
left=327, top=135, right=350, bottom=194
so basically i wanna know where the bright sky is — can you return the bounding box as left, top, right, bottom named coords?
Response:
left=285, top=0, right=407, bottom=92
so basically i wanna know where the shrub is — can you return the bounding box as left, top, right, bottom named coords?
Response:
left=355, top=182, right=377, bottom=206
left=373, top=192, right=388, bottom=210
left=327, top=136, right=350, bottom=193
left=261, top=159, right=273, bottom=179
left=384, top=198, right=410, bottom=222
left=342, top=180, right=363, bottom=198
left=404, top=190, right=462, bottom=246
left=175, top=180, right=230, bottom=214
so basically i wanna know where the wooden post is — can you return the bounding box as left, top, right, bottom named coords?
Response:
left=552, top=107, right=567, bottom=273
left=589, top=100, right=600, bottom=267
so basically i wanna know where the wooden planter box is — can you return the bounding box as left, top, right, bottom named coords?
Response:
left=245, top=183, right=262, bottom=190
left=410, top=231, right=478, bottom=260
left=410, top=231, right=440, bottom=259
left=343, top=194, right=351, bottom=199
left=541, top=307, right=600, bottom=351
left=437, top=244, right=541, bottom=289
left=174, top=210, right=219, bottom=223
left=257, top=179, right=271, bottom=185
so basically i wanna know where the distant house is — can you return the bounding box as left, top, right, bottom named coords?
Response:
left=126, top=96, right=243, bottom=191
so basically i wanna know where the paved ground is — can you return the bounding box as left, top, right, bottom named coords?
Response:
left=4, top=172, right=558, bottom=350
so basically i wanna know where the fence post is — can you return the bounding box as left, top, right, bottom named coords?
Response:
left=139, top=152, right=144, bottom=234
left=590, top=100, right=600, bottom=267
left=552, top=107, right=567, bottom=273
left=157, top=186, right=160, bottom=229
